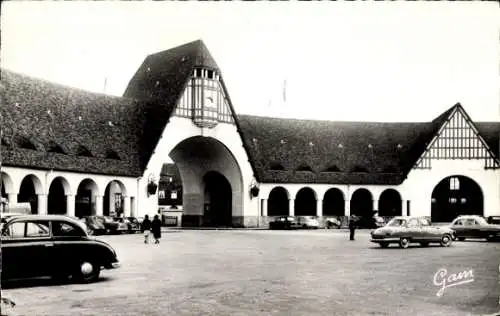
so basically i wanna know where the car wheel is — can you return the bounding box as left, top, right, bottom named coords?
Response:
left=440, top=235, right=452, bottom=247
left=457, top=237, right=465, bottom=241
left=74, top=261, right=101, bottom=283
left=486, top=235, right=495, bottom=242
left=302, top=224, right=307, bottom=229
left=420, top=242, right=429, bottom=247
left=379, top=242, right=389, bottom=248
left=399, top=237, right=410, bottom=249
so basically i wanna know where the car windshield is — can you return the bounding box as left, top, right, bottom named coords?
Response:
left=386, top=218, right=407, bottom=227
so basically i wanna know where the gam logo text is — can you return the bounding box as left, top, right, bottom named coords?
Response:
left=433, top=267, right=474, bottom=297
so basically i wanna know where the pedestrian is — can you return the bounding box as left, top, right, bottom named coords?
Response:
left=151, top=214, right=162, bottom=244
left=141, top=215, right=151, bottom=244
left=349, top=215, right=356, bottom=241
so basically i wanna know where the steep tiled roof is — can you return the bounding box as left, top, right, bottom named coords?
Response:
left=2, top=39, right=499, bottom=186
left=0, top=68, right=169, bottom=177
left=237, top=104, right=500, bottom=185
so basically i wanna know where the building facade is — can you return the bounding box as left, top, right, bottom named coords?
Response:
left=1, top=40, right=499, bottom=227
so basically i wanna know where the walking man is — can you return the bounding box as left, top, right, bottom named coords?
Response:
left=151, top=214, right=162, bottom=244
left=349, top=215, right=357, bottom=241
left=141, top=215, right=152, bottom=244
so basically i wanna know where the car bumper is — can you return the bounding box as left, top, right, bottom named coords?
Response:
left=370, top=238, right=400, bottom=243
left=105, top=261, right=121, bottom=269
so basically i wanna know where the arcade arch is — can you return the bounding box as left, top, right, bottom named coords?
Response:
left=294, top=187, right=317, bottom=216
left=103, top=180, right=127, bottom=217
left=267, top=186, right=290, bottom=216
left=350, top=188, right=373, bottom=217
left=322, top=188, right=345, bottom=216
left=48, top=176, right=71, bottom=215
left=18, top=174, right=43, bottom=214
left=378, top=189, right=402, bottom=217
left=75, top=178, right=99, bottom=218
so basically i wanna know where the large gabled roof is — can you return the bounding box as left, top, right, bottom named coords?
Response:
left=0, top=68, right=171, bottom=177
left=2, top=40, right=499, bottom=186
left=237, top=103, right=500, bottom=185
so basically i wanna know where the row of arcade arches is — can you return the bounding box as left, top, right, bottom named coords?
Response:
left=1, top=172, right=131, bottom=217
left=267, top=175, right=484, bottom=222
left=267, top=187, right=403, bottom=218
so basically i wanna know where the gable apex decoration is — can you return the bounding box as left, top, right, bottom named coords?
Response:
left=414, top=103, right=500, bottom=169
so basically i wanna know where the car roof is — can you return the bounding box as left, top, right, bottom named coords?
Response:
left=3, top=214, right=84, bottom=225
left=455, top=215, right=484, bottom=219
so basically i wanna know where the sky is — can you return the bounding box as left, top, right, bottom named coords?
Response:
left=1, top=1, right=499, bottom=122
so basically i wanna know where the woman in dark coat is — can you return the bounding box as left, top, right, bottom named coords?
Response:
left=151, top=215, right=162, bottom=244
left=141, top=215, right=152, bottom=244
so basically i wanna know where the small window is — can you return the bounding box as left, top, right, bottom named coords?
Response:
left=419, top=218, right=431, bottom=227
left=17, top=136, right=37, bottom=150
left=324, top=165, right=340, bottom=172
left=2, top=222, right=25, bottom=238
left=105, top=150, right=120, bottom=160
left=407, top=219, right=419, bottom=228
left=47, top=142, right=66, bottom=154
left=449, top=177, right=460, bottom=190
left=453, top=219, right=463, bottom=226
left=26, top=222, right=50, bottom=238
left=52, top=221, right=84, bottom=237
left=76, top=145, right=93, bottom=157
left=207, top=70, right=214, bottom=79
left=296, top=165, right=313, bottom=172
left=269, top=163, right=285, bottom=171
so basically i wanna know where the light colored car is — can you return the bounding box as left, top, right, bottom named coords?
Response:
left=297, top=216, right=320, bottom=229
left=450, top=215, right=500, bottom=242
left=325, top=217, right=342, bottom=229
left=370, top=216, right=454, bottom=249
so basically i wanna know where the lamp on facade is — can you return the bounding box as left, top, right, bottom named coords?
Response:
left=147, top=173, right=158, bottom=197
left=249, top=179, right=260, bottom=198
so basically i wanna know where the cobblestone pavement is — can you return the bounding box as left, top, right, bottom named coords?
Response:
left=2, top=229, right=500, bottom=316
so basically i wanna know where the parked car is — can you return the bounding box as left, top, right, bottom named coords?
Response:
left=450, top=215, right=500, bottom=242
left=269, top=216, right=301, bottom=230
left=370, top=216, right=454, bottom=249
left=487, top=216, right=500, bottom=225
left=1, top=214, right=120, bottom=283
left=325, top=217, right=342, bottom=229
left=113, top=217, right=131, bottom=234
left=95, top=216, right=120, bottom=234
left=82, top=216, right=107, bottom=235
left=297, top=216, right=320, bottom=229
left=126, top=217, right=141, bottom=233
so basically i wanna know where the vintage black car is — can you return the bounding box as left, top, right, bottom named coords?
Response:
left=1, top=214, right=120, bottom=283
left=487, top=216, right=500, bottom=225
left=450, top=215, right=500, bottom=241
left=269, top=216, right=301, bottom=230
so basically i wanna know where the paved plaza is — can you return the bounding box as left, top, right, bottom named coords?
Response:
left=2, top=229, right=500, bottom=316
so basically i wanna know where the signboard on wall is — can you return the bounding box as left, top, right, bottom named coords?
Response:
left=171, top=191, right=177, bottom=199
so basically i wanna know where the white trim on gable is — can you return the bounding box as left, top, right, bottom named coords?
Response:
left=414, top=105, right=500, bottom=170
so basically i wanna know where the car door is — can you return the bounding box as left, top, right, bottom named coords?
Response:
left=451, top=219, right=465, bottom=238
left=51, top=220, right=87, bottom=275
left=465, top=219, right=481, bottom=238
left=405, top=218, right=422, bottom=240
left=1, top=219, right=53, bottom=279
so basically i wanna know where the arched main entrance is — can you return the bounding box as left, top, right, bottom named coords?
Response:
left=168, top=136, right=243, bottom=227
left=18, top=175, right=42, bottom=214
left=350, top=188, right=373, bottom=217
left=378, top=189, right=402, bottom=217
left=48, top=177, right=70, bottom=215
left=295, top=187, right=317, bottom=216
left=203, top=171, right=232, bottom=227
left=323, top=188, right=345, bottom=216
left=267, top=187, right=289, bottom=216
left=431, top=175, right=483, bottom=223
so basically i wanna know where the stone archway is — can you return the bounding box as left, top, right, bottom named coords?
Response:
left=48, top=177, right=71, bottom=215
left=323, top=188, right=345, bottom=216
left=378, top=189, right=402, bottom=217
left=295, top=187, right=317, bottom=216
left=103, top=180, right=127, bottom=217
left=267, top=187, right=290, bottom=216
left=350, top=188, right=373, bottom=217
left=168, top=136, right=243, bottom=227
left=431, top=175, right=483, bottom=223
left=18, top=174, right=42, bottom=214
left=1, top=172, right=14, bottom=203
left=75, top=178, right=99, bottom=218
left=203, top=171, right=232, bottom=227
